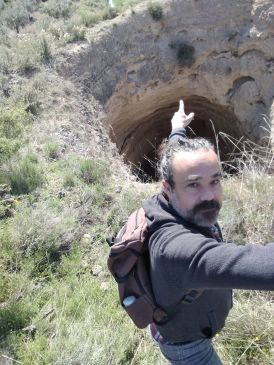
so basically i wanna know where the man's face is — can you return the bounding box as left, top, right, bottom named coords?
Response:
left=162, top=148, right=223, bottom=227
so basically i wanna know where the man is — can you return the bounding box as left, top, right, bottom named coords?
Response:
left=143, top=100, right=274, bottom=364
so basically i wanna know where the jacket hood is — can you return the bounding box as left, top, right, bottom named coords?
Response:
left=143, top=192, right=218, bottom=239
left=143, top=192, right=189, bottom=232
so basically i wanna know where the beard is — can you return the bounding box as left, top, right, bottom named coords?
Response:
left=170, top=193, right=221, bottom=227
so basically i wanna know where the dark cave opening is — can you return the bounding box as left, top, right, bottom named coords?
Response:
left=110, top=95, right=245, bottom=181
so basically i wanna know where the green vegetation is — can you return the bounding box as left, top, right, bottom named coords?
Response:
left=0, top=104, right=31, bottom=162
left=0, top=1, right=274, bottom=364
left=8, top=155, right=43, bottom=195
left=169, top=41, right=195, bottom=66
left=148, top=2, right=163, bottom=21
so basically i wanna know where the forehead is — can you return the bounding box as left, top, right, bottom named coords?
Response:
left=172, top=149, right=221, bottom=178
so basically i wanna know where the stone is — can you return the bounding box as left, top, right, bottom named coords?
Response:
left=91, top=264, right=103, bottom=276
left=100, top=282, right=109, bottom=291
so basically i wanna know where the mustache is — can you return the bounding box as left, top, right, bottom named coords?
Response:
left=193, top=200, right=221, bottom=214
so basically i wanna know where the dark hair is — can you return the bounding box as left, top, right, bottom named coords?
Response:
left=159, top=138, right=215, bottom=188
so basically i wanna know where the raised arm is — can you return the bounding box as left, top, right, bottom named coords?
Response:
left=169, top=99, right=194, bottom=144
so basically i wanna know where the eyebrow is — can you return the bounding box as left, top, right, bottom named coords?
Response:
left=185, top=172, right=222, bottom=182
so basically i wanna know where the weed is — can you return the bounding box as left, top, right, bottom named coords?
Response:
left=64, top=24, right=86, bottom=43
left=11, top=73, right=46, bottom=116
left=148, top=2, right=163, bottom=21
left=0, top=104, right=30, bottom=162
left=44, top=141, right=60, bottom=160
left=0, top=104, right=28, bottom=139
left=0, top=45, right=11, bottom=73
left=79, top=158, right=110, bottom=185
left=3, top=0, right=31, bottom=33
left=177, top=43, right=195, bottom=66
left=63, top=172, right=76, bottom=188
left=43, top=0, right=73, bottom=19
left=7, top=155, right=43, bottom=195
left=0, top=301, right=33, bottom=340
left=39, top=34, right=52, bottom=62
left=13, top=33, right=52, bottom=72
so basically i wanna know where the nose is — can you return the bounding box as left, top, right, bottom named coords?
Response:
left=200, top=188, right=215, bottom=202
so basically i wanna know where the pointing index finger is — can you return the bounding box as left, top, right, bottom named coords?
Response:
left=179, top=99, right=185, bottom=114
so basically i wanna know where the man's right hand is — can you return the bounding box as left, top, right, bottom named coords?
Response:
left=171, top=100, right=194, bottom=130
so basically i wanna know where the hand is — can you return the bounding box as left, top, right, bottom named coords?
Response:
left=171, top=100, right=194, bottom=130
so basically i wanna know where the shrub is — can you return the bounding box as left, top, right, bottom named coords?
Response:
left=72, top=6, right=116, bottom=29
left=0, top=45, right=11, bottom=73
left=11, top=73, right=46, bottom=116
left=8, top=155, right=43, bottom=195
left=177, top=43, right=195, bottom=66
left=3, top=0, right=30, bottom=33
left=0, top=138, right=21, bottom=163
left=148, top=2, right=163, bottom=21
left=11, top=200, right=80, bottom=264
left=79, top=159, right=110, bottom=185
left=43, top=0, right=73, bottom=19
left=102, top=7, right=118, bottom=20
left=39, top=34, right=52, bottom=62
left=0, top=104, right=29, bottom=139
left=0, top=104, right=30, bottom=162
left=13, top=33, right=52, bottom=72
left=63, top=172, right=75, bottom=188
left=44, top=141, right=60, bottom=160
left=0, top=302, right=32, bottom=339
left=0, top=72, right=8, bottom=91
left=64, top=24, right=86, bottom=43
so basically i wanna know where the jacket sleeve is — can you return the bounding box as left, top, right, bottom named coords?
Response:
left=156, top=228, right=274, bottom=292
left=168, top=127, right=187, bottom=146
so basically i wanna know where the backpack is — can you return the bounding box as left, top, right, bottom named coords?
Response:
left=107, top=208, right=203, bottom=329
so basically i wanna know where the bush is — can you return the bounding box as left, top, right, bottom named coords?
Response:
left=13, top=34, right=52, bottom=72
left=43, top=0, right=73, bottom=19
left=0, top=45, right=11, bottom=73
left=39, top=35, right=52, bottom=62
left=0, top=138, right=20, bottom=163
left=79, top=159, right=110, bottom=185
left=11, top=73, right=46, bottom=116
left=11, top=200, right=80, bottom=263
left=8, top=155, right=43, bottom=195
left=177, top=43, right=195, bottom=66
left=63, top=172, right=75, bottom=188
left=148, top=2, right=163, bottom=21
left=0, top=104, right=30, bottom=162
left=64, top=24, right=86, bottom=43
left=3, top=0, right=30, bottom=33
left=0, top=302, right=32, bottom=339
left=0, top=104, right=29, bottom=139
left=44, top=141, right=60, bottom=160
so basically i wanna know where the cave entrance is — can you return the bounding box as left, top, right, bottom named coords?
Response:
left=109, top=95, right=244, bottom=181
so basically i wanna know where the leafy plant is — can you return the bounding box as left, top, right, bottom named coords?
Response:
left=44, top=141, right=60, bottom=160
left=3, top=0, right=31, bottom=33
left=79, top=159, right=110, bottom=185
left=0, top=302, right=32, bottom=339
left=43, top=0, right=73, bottom=19
left=8, top=155, right=43, bottom=195
left=0, top=104, right=30, bottom=162
left=176, top=43, right=195, bottom=66
left=148, top=2, right=163, bottom=21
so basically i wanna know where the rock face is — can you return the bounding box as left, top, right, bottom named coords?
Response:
left=60, top=0, right=274, bottom=177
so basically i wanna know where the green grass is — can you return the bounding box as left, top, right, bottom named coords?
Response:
left=0, top=0, right=274, bottom=364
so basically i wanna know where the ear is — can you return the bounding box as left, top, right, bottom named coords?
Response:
left=162, top=180, right=172, bottom=198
